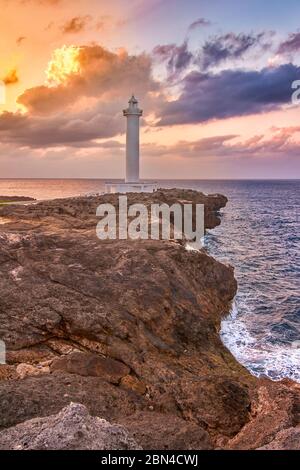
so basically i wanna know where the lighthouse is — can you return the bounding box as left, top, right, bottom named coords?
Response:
left=123, top=95, right=142, bottom=183
left=105, top=95, right=157, bottom=194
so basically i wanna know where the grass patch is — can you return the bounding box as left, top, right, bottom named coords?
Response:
left=0, top=198, right=35, bottom=206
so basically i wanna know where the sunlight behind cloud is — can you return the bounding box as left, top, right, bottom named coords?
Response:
left=46, top=45, right=81, bottom=85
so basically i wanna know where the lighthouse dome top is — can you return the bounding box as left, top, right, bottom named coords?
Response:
left=123, top=94, right=143, bottom=117
left=129, top=94, right=138, bottom=104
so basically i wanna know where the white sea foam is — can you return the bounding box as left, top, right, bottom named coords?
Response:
left=185, top=237, right=205, bottom=251
left=221, top=298, right=300, bottom=383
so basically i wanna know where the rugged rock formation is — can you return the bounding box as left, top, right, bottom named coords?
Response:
left=0, top=189, right=299, bottom=450
left=0, top=403, right=140, bottom=450
left=258, top=427, right=300, bottom=450
left=226, top=380, right=300, bottom=450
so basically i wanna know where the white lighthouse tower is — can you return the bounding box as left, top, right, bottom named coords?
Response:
left=105, top=95, right=157, bottom=194
left=124, top=95, right=142, bottom=183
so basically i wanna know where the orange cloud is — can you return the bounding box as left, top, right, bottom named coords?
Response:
left=17, top=45, right=158, bottom=114
left=0, top=45, right=160, bottom=148
left=16, top=36, right=26, bottom=45
left=62, top=16, right=91, bottom=34
left=2, top=69, right=19, bottom=86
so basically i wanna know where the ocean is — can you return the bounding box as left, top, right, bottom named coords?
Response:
left=0, top=178, right=299, bottom=382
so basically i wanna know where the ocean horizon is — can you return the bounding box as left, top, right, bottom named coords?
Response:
left=0, top=177, right=299, bottom=200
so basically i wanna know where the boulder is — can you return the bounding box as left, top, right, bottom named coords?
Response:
left=0, top=403, right=141, bottom=450
left=258, top=427, right=300, bottom=450
left=50, top=352, right=130, bottom=383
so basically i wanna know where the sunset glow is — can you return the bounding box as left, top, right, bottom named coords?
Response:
left=0, top=0, right=299, bottom=178
left=46, top=46, right=81, bottom=85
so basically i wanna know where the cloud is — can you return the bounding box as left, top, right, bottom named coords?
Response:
left=188, top=18, right=211, bottom=31
left=2, top=34, right=300, bottom=153
left=152, top=32, right=273, bottom=80
left=0, top=45, right=159, bottom=148
left=198, top=32, right=272, bottom=70
left=18, top=45, right=158, bottom=115
left=16, top=36, right=26, bottom=45
left=278, top=32, right=300, bottom=55
left=2, top=69, right=19, bottom=86
left=142, top=127, right=300, bottom=160
left=153, top=41, right=193, bottom=78
left=142, top=135, right=238, bottom=158
left=0, top=109, right=124, bottom=147
left=62, top=16, right=91, bottom=34
left=158, top=64, right=300, bottom=126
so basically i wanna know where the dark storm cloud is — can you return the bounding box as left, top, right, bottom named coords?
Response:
left=153, top=41, right=193, bottom=78
left=153, top=32, right=272, bottom=79
left=198, top=32, right=272, bottom=70
left=278, top=32, right=300, bottom=54
left=158, top=64, right=300, bottom=126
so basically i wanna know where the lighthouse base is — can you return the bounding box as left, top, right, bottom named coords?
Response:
left=105, top=182, right=158, bottom=194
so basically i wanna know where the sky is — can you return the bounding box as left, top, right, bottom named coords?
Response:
left=0, top=0, right=300, bottom=179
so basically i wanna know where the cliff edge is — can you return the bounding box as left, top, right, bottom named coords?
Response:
left=0, top=189, right=299, bottom=450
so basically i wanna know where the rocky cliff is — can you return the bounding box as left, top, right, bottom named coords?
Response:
left=0, top=189, right=299, bottom=450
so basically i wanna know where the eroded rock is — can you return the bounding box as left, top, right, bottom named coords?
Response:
left=0, top=403, right=141, bottom=450
left=50, top=352, right=130, bottom=383
left=258, top=427, right=300, bottom=450
left=16, top=363, right=50, bottom=380
left=227, top=381, right=300, bottom=450
left=118, top=411, right=213, bottom=450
